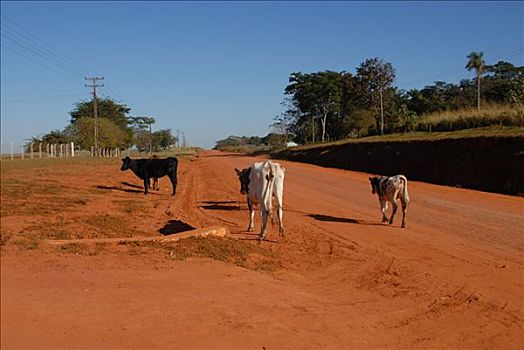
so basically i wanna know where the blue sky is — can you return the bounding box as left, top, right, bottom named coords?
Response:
left=1, top=1, right=523, bottom=149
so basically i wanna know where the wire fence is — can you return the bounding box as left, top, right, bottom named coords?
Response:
left=0, top=142, right=131, bottom=160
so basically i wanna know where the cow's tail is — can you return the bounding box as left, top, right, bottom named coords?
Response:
left=399, top=175, right=409, bottom=203
left=263, top=163, right=275, bottom=214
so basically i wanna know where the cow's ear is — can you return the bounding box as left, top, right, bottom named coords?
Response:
left=235, top=168, right=242, bottom=176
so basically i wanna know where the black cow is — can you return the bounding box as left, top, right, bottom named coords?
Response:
left=120, top=156, right=178, bottom=195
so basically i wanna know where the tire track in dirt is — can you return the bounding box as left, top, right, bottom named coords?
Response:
left=190, top=150, right=524, bottom=349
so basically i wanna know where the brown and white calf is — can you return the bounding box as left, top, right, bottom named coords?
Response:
left=235, top=160, right=285, bottom=241
left=369, top=175, right=410, bottom=228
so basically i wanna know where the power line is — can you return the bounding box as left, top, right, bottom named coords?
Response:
left=1, top=26, right=84, bottom=76
left=1, top=15, right=98, bottom=75
left=2, top=16, right=127, bottom=100
left=0, top=43, right=80, bottom=80
left=0, top=34, right=82, bottom=78
left=2, top=94, right=86, bottom=104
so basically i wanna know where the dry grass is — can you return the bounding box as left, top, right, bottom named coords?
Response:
left=1, top=229, right=12, bottom=247
left=415, top=105, right=524, bottom=132
left=112, top=199, right=147, bottom=214
left=283, top=126, right=524, bottom=152
left=422, top=104, right=523, bottom=123
left=84, top=214, right=144, bottom=238
left=1, top=154, right=280, bottom=272
left=55, top=236, right=281, bottom=272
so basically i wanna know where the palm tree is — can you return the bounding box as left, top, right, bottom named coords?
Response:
left=465, top=51, right=485, bottom=111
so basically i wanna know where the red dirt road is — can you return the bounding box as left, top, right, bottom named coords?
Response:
left=2, top=151, right=523, bottom=349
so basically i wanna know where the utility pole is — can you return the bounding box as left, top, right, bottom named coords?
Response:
left=149, top=122, right=153, bottom=156
left=181, top=131, right=186, bottom=148
left=379, top=88, right=384, bottom=135
left=85, top=77, right=104, bottom=155
left=175, top=129, right=181, bottom=148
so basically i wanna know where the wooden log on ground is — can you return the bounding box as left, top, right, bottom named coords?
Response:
left=44, top=226, right=228, bottom=246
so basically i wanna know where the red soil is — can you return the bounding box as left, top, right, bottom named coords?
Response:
left=2, top=151, right=523, bottom=349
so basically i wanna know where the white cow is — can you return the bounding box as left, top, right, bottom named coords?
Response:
left=235, top=160, right=285, bottom=241
left=369, top=175, right=410, bottom=228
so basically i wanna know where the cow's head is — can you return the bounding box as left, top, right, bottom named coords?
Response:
left=369, top=177, right=380, bottom=195
left=235, top=167, right=251, bottom=195
left=121, top=156, right=132, bottom=171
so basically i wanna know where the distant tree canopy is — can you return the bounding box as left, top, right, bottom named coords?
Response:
left=214, top=136, right=264, bottom=148
left=30, top=97, right=178, bottom=152
left=64, top=117, right=126, bottom=149
left=69, top=98, right=133, bottom=147
left=280, top=56, right=523, bottom=144
left=70, top=98, right=131, bottom=129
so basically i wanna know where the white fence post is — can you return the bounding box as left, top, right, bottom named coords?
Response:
left=11, top=142, right=14, bottom=160
left=21, top=144, right=24, bottom=159
left=31, top=143, right=34, bottom=159
left=71, top=142, right=75, bottom=157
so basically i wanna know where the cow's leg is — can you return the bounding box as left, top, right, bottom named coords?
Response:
left=153, top=178, right=159, bottom=191
left=168, top=174, right=177, bottom=196
left=143, top=177, right=150, bottom=195
left=389, top=201, right=398, bottom=225
left=380, top=200, right=388, bottom=223
left=277, top=202, right=284, bottom=237
left=400, top=198, right=408, bottom=228
left=259, top=206, right=269, bottom=241
left=274, top=189, right=284, bottom=237
left=247, top=199, right=255, bottom=232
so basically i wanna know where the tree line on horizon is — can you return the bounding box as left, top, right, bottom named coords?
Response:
left=28, top=99, right=177, bottom=153
left=29, top=51, right=523, bottom=151
left=217, top=51, right=523, bottom=148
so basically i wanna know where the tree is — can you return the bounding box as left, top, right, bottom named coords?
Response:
left=356, top=58, right=396, bottom=134
left=484, top=61, right=524, bottom=105
left=344, top=109, right=375, bottom=137
left=396, top=105, right=419, bottom=132
left=465, top=51, right=485, bottom=111
left=24, top=131, right=69, bottom=152
left=66, top=117, right=126, bottom=149
left=70, top=98, right=133, bottom=146
left=152, top=129, right=177, bottom=151
left=129, top=116, right=156, bottom=154
left=285, top=71, right=344, bottom=143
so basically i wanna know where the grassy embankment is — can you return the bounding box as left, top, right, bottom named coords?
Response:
left=215, top=105, right=524, bottom=154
